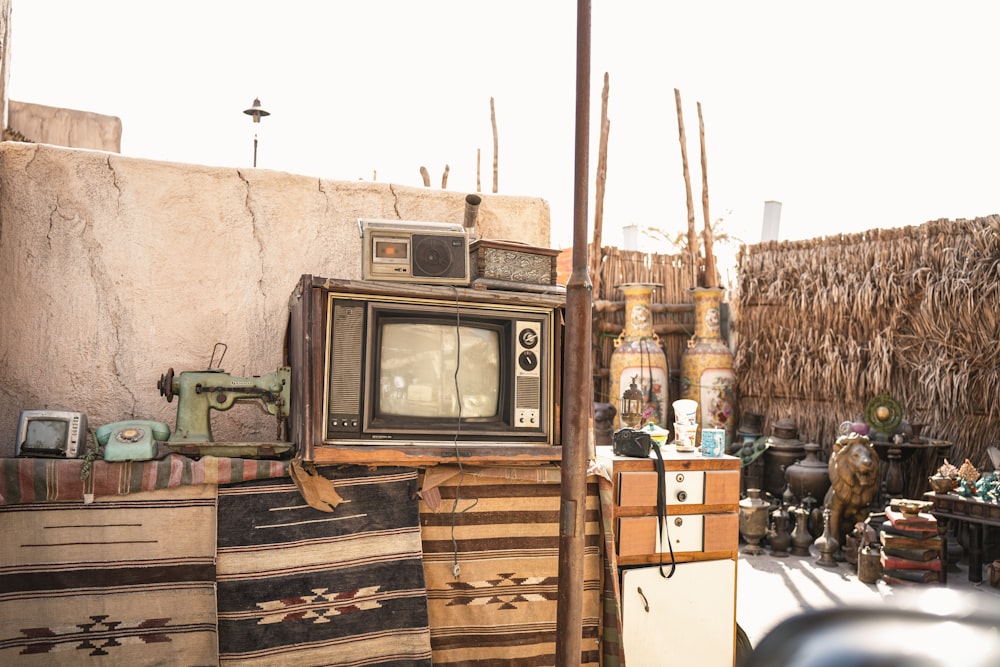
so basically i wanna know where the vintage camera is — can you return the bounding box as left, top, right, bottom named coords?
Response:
left=612, top=427, right=653, bottom=458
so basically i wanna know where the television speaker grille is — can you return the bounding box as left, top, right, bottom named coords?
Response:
left=328, top=303, right=364, bottom=417
left=515, top=375, right=541, bottom=410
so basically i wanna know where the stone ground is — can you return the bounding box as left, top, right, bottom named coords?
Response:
left=735, top=544, right=1000, bottom=650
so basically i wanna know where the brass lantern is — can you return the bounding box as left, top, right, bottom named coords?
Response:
left=619, top=375, right=644, bottom=429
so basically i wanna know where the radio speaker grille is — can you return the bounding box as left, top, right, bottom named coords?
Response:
left=328, top=303, right=364, bottom=414
left=412, top=233, right=466, bottom=279
left=515, top=376, right=541, bottom=410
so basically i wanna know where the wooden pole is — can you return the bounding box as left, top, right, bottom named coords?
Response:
left=590, top=72, right=611, bottom=299
left=697, top=102, right=717, bottom=288
left=556, top=0, right=592, bottom=663
left=441, top=164, right=450, bottom=189
left=419, top=166, right=430, bottom=187
left=490, top=97, right=499, bottom=193
left=674, top=88, right=698, bottom=286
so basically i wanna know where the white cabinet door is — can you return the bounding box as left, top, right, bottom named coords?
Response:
left=621, top=559, right=736, bottom=666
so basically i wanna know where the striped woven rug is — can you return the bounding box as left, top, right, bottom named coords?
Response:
left=216, top=465, right=432, bottom=666
left=419, top=467, right=601, bottom=666
left=0, top=453, right=289, bottom=504
left=0, top=485, right=218, bottom=665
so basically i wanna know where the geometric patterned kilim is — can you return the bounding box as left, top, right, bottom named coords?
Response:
left=418, top=467, right=601, bottom=666
left=217, top=465, right=432, bottom=666
left=0, top=485, right=218, bottom=665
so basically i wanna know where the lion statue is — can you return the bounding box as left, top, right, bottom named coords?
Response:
left=824, top=432, right=881, bottom=547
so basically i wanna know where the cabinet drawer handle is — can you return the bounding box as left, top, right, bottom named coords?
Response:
left=675, top=473, right=685, bottom=483
left=674, top=517, right=684, bottom=527
left=676, top=490, right=688, bottom=502
left=636, top=586, right=650, bottom=612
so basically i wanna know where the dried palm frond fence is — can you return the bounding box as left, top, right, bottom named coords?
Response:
left=591, top=245, right=701, bottom=409
left=733, top=215, right=1000, bottom=497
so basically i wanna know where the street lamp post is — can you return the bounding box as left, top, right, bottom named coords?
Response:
left=243, top=97, right=270, bottom=167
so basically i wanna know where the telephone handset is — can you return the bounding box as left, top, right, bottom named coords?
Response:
left=97, top=420, right=171, bottom=462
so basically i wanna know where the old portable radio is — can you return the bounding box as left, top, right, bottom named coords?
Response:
left=359, top=218, right=469, bottom=285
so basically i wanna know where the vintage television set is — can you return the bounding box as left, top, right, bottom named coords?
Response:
left=287, top=275, right=564, bottom=463
left=15, top=409, right=89, bottom=458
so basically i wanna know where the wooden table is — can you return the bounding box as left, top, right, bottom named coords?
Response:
left=925, top=491, right=1000, bottom=582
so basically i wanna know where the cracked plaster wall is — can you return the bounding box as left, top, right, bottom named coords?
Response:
left=0, top=142, right=552, bottom=456
left=7, top=100, right=123, bottom=152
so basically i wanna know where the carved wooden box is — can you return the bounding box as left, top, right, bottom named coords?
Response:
left=468, top=239, right=560, bottom=289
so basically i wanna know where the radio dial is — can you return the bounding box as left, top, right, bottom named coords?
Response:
left=518, top=350, right=538, bottom=371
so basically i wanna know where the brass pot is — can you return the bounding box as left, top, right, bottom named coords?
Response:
left=784, top=443, right=831, bottom=504
left=928, top=474, right=955, bottom=494
left=739, top=488, right=770, bottom=555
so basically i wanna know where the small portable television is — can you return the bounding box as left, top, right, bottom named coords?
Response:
left=287, top=275, right=564, bottom=460
left=15, top=409, right=89, bottom=458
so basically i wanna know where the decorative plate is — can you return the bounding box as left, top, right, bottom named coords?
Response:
left=865, top=394, right=903, bottom=434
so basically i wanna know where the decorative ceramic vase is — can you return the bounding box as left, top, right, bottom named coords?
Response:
left=739, top=488, right=769, bottom=555
left=609, top=283, right=669, bottom=430
left=679, top=287, right=736, bottom=444
left=784, top=443, right=831, bottom=505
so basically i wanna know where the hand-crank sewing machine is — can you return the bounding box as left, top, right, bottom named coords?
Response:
left=156, top=350, right=292, bottom=458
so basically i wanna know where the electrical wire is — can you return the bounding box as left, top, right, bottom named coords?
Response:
left=447, top=287, right=478, bottom=578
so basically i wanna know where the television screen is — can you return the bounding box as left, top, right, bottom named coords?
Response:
left=377, top=322, right=500, bottom=419
left=25, top=418, right=69, bottom=450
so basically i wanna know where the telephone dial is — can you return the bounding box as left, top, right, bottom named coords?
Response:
left=96, top=420, right=171, bottom=462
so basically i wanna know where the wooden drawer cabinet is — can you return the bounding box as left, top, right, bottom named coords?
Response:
left=597, top=445, right=740, bottom=666
left=618, top=513, right=739, bottom=557
left=621, top=560, right=737, bottom=666
left=598, top=445, right=741, bottom=567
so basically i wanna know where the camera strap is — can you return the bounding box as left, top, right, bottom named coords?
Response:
left=652, top=442, right=676, bottom=578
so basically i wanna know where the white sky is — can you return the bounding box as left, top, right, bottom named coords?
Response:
left=8, top=1, right=1000, bottom=251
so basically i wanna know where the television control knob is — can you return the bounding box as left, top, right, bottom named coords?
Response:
left=518, top=328, right=539, bottom=348
left=518, top=350, right=538, bottom=371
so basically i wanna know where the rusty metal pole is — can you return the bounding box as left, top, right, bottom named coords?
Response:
left=555, top=0, right=592, bottom=664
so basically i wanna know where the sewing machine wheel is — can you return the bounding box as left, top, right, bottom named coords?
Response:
left=158, top=368, right=176, bottom=402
